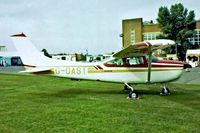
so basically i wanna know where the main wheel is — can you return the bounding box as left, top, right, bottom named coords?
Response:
left=128, top=91, right=138, bottom=99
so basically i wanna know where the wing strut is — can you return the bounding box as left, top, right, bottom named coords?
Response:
left=147, top=46, right=152, bottom=83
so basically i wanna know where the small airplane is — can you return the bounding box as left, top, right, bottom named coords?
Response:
left=11, top=33, right=191, bottom=99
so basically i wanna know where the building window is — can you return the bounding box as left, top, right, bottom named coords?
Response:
left=143, top=33, right=160, bottom=41
left=188, top=30, right=200, bottom=45
left=130, top=30, right=135, bottom=44
left=0, top=46, right=6, bottom=52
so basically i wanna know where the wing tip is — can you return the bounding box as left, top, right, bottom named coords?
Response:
left=11, top=32, right=27, bottom=37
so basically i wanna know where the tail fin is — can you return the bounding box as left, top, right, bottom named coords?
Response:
left=11, top=33, right=50, bottom=67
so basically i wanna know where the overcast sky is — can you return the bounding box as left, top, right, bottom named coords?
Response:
left=0, top=0, right=200, bottom=55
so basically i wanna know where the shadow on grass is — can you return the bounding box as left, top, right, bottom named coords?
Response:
left=25, top=83, right=200, bottom=110
left=135, top=90, right=160, bottom=95
left=24, top=85, right=200, bottom=110
left=27, top=86, right=163, bottom=100
left=56, top=88, right=123, bottom=96
left=27, top=88, right=124, bottom=99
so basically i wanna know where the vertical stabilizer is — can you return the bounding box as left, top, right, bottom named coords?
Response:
left=11, top=33, right=50, bottom=66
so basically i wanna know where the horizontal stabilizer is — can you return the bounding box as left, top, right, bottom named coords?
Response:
left=19, top=67, right=52, bottom=73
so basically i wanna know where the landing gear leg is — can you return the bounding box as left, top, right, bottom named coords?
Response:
left=160, top=83, right=170, bottom=96
left=124, top=83, right=138, bottom=99
left=123, top=83, right=132, bottom=94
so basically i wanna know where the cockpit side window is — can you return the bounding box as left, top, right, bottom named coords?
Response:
left=105, top=58, right=123, bottom=66
left=146, top=55, right=158, bottom=62
left=104, top=57, right=146, bottom=67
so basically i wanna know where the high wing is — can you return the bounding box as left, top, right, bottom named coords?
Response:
left=113, top=39, right=175, bottom=58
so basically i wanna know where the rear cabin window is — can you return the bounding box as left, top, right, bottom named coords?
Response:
left=146, top=55, right=158, bottom=63
left=128, top=57, right=144, bottom=65
left=105, top=57, right=145, bottom=67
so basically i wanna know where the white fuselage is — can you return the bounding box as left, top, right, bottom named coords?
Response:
left=49, top=66, right=183, bottom=83
left=32, top=57, right=184, bottom=84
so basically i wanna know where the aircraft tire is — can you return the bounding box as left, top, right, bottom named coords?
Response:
left=129, top=91, right=138, bottom=99
left=160, top=87, right=170, bottom=96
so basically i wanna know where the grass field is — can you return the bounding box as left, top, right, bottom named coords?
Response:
left=0, top=74, right=200, bottom=133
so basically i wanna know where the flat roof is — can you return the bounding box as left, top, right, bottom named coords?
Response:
left=187, top=49, right=200, bottom=55
left=0, top=51, right=19, bottom=57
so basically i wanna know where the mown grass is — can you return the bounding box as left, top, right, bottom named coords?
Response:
left=0, top=74, right=200, bottom=133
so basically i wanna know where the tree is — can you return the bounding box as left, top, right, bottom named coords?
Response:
left=41, top=49, right=52, bottom=58
left=157, top=3, right=196, bottom=61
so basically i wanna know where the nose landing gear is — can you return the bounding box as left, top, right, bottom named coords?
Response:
left=160, top=83, right=170, bottom=96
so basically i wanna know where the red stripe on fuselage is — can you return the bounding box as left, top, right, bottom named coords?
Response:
left=153, top=60, right=184, bottom=64
left=94, top=66, right=99, bottom=70
left=151, top=65, right=183, bottom=68
left=97, top=65, right=103, bottom=70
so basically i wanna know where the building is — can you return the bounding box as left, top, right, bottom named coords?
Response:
left=86, top=54, right=112, bottom=62
left=188, top=21, right=200, bottom=46
left=186, top=49, right=200, bottom=67
left=0, top=45, right=6, bottom=52
left=51, top=53, right=87, bottom=62
left=122, top=18, right=200, bottom=48
left=51, top=54, right=77, bottom=61
left=0, top=45, right=23, bottom=67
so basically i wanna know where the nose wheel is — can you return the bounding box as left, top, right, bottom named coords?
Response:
left=160, top=83, right=170, bottom=96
